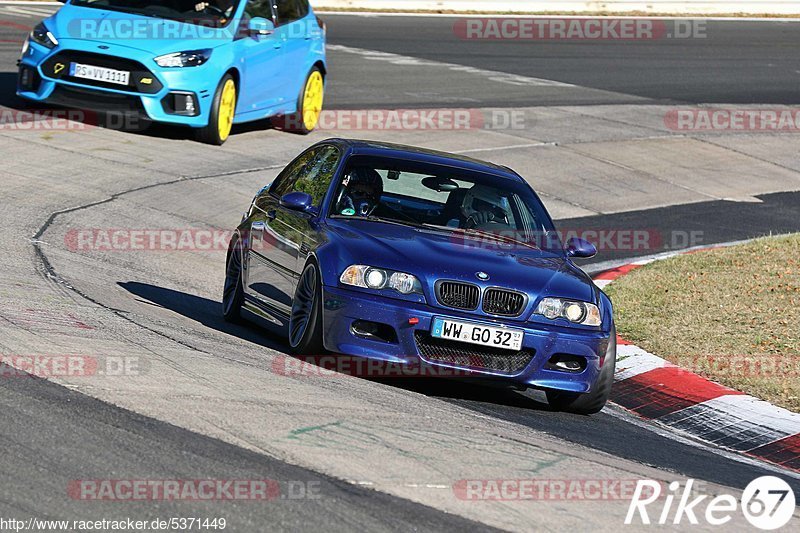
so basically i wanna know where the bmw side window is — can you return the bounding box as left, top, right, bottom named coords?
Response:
left=292, top=146, right=340, bottom=207
left=269, top=145, right=339, bottom=205
left=270, top=147, right=321, bottom=199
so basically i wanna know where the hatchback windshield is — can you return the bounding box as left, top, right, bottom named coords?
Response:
left=329, top=157, right=560, bottom=251
left=71, top=0, right=241, bottom=26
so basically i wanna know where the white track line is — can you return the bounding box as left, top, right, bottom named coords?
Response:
left=327, top=44, right=577, bottom=88
left=3, top=6, right=53, bottom=16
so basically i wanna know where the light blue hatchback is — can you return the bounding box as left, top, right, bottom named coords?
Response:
left=17, top=0, right=327, bottom=144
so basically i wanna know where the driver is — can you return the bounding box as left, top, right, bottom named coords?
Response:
left=461, top=185, right=498, bottom=228
left=337, top=167, right=384, bottom=217
left=194, top=0, right=235, bottom=18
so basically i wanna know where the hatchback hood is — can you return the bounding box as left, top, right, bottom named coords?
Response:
left=327, top=219, right=596, bottom=304
left=49, top=5, right=233, bottom=55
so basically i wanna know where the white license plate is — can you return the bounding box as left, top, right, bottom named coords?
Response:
left=431, top=318, right=524, bottom=351
left=70, top=62, right=130, bottom=86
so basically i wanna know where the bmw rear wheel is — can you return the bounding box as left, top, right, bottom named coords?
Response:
left=222, top=235, right=245, bottom=323
left=197, top=73, right=236, bottom=145
left=546, top=325, right=617, bottom=415
left=289, top=261, right=325, bottom=355
left=283, top=66, right=324, bottom=135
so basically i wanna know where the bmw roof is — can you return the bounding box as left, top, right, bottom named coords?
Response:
left=323, top=138, right=525, bottom=183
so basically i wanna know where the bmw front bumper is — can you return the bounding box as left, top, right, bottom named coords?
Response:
left=322, top=285, right=610, bottom=394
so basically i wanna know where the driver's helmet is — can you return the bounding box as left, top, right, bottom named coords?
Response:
left=338, top=167, right=384, bottom=216
left=460, top=184, right=502, bottom=220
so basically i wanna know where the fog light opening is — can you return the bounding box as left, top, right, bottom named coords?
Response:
left=18, top=66, right=39, bottom=91
left=546, top=354, right=587, bottom=373
left=162, top=91, right=199, bottom=116
left=351, top=320, right=398, bottom=344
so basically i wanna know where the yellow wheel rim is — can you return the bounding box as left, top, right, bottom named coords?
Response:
left=217, top=79, right=236, bottom=142
left=302, top=71, right=324, bottom=131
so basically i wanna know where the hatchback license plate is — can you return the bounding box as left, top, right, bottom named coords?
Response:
left=70, top=62, right=130, bottom=86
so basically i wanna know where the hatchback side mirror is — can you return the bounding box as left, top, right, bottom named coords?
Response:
left=280, top=192, right=314, bottom=212
left=248, top=17, right=275, bottom=38
left=565, top=237, right=597, bottom=259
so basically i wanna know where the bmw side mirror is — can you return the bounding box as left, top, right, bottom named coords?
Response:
left=280, top=192, right=314, bottom=212
left=566, top=237, right=597, bottom=259
left=248, top=17, right=275, bottom=38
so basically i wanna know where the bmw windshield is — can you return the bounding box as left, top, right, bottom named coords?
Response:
left=328, top=157, right=562, bottom=252
left=69, top=0, right=242, bottom=26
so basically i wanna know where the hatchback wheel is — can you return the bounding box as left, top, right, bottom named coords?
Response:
left=197, top=73, right=236, bottom=145
left=283, top=66, right=324, bottom=134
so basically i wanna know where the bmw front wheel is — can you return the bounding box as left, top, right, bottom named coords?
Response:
left=546, top=325, right=617, bottom=415
left=289, top=261, right=325, bottom=355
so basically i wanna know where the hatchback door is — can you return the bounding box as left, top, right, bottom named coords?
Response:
left=274, top=0, right=315, bottom=98
left=236, top=0, right=287, bottom=113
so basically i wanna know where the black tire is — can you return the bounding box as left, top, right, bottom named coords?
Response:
left=222, top=236, right=245, bottom=323
left=281, top=66, right=324, bottom=135
left=546, top=325, right=617, bottom=415
left=196, top=73, right=236, bottom=145
left=288, top=261, right=325, bottom=355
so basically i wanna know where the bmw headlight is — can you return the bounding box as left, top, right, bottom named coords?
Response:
left=30, top=23, right=58, bottom=49
left=154, top=49, right=212, bottom=68
left=534, top=298, right=602, bottom=326
left=340, top=265, right=423, bottom=295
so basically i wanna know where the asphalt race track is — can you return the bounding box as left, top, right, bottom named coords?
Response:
left=0, top=5, right=799, bottom=531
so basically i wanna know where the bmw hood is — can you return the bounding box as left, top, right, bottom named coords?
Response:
left=327, top=220, right=597, bottom=305
left=47, top=5, right=234, bottom=55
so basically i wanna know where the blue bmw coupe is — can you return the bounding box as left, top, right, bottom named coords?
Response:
left=17, top=0, right=326, bottom=144
left=225, top=140, right=616, bottom=414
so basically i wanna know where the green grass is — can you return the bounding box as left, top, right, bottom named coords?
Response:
left=606, top=234, right=800, bottom=412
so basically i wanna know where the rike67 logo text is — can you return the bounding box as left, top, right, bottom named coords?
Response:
left=626, top=477, right=795, bottom=530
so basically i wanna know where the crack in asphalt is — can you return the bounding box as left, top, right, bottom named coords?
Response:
left=29, top=164, right=285, bottom=363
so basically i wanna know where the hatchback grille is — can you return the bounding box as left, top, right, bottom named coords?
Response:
left=436, top=281, right=479, bottom=310
left=414, top=332, right=534, bottom=374
left=41, top=51, right=163, bottom=94
left=483, top=288, right=526, bottom=316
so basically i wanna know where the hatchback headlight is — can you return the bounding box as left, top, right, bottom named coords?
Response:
left=154, top=49, right=212, bottom=68
left=534, top=298, right=602, bottom=326
left=30, top=23, right=58, bottom=49
left=340, top=265, right=423, bottom=295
